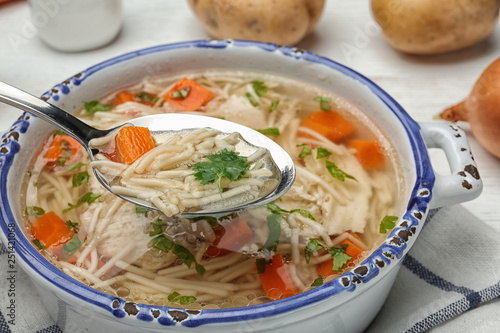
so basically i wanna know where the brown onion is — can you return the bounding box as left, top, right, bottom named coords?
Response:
left=440, top=58, right=500, bottom=158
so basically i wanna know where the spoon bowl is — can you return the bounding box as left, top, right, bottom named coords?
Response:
left=0, top=81, right=295, bottom=215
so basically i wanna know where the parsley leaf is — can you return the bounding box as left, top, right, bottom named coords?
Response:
left=257, top=128, right=280, bottom=137
left=135, top=205, right=150, bottom=214
left=65, top=220, right=78, bottom=233
left=136, top=91, right=158, bottom=103
left=85, top=101, right=112, bottom=115
left=255, top=258, right=268, bottom=274
left=25, top=206, right=45, bottom=216
left=314, top=96, right=332, bottom=112
left=316, top=147, right=331, bottom=159
left=269, top=100, right=279, bottom=113
left=252, top=81, right=268, bottom=97
left=72, top=171, right=89, bottom=187
left=171, top=86, right=190, bottom=99
left=168, top=292, right=197, bottom=305
left=311, top=277, right=324, bottom=287
left=149, top=220, right=205, bottom=274
left=193, top=148, right=250, bottom=194
left=60, top=235, right=82, bottom=261
left=305, top=238, right=326, bottom=264
left=328, top=244, right=353, bottom=272
left=65, top=162, right=85, bottom=170
left=380, top=215, right=398, bottom=234
left=33, top=239, right=47, bottom=250
left=297, top=143, right=312, bottom=158
left=325, top=161, right=356, bottom=182
left=246, top=92, right=259, bottom=106
left=63, top=192, right=101, bottom=213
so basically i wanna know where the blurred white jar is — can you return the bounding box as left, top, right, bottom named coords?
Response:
left=29, top=0, right=122, bottom=52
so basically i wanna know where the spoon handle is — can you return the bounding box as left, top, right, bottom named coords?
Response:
left=0, top=81, right=108, bottom=146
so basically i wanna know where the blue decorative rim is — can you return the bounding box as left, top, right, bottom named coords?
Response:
left=0, top=39, right=435, bottom=327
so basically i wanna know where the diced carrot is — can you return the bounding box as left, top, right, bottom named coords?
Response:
left=164, top=77, right=213, bottom=111
left=31, top=211, right=74, bottom=249
left=205, top=219, right=253, bottom=257
left=44, top=134, right=82, bottom=168
left=316, top=239, right=364, bottom=278
left=113, top=92, right=136, bottom=107
left=299, top=111, right=356, bottom=143
left=258, top=253, right=298, bottom=300
left=114, top=126, right=155, bottom=165
left=349, top=139, right=386, bottom=170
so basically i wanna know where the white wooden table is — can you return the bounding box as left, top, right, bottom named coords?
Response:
left=1, top=0, right=499, bottom=231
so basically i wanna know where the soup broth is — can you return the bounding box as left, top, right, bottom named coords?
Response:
left=22, top=71, right=403, bottom=309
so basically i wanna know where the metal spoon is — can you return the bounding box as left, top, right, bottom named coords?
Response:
left=0, top=81, right=295, bottom=216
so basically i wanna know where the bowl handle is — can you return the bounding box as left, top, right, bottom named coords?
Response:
left=420, top=122, right=483, bottom=209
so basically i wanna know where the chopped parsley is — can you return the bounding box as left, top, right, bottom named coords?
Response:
left=379, top=215, right=398, bottom=234
left=84, top=101, right=112, bottom=115
left=33, top=239, right=47, bottom=250
left=65, top=162, right=85, bottom=170
left=25, top=206, right=45, bottom=216
left=171, top=86, right=190, bottom=99
left=269, top=100, right=279, bottom=113
left=72, top=171, right=89, bottom=187
left=252, top=81, right=268, bottom=97
left=328, top=244, right=353, bottom=272
left=65, top=220, right=79, bottom=233
left=149, top=220, right=205, bottom=274
left=257, top=127, right=280, bottom=137
left=305, top=238, right=327, bottom=264
left=311, top=277, right=324, bottom=287
left=136, top=91, right=158, bottom=103
left=325, top=161, right=356, bottom=182
left=60, top=235, right=82, bottom=261
left=297, top=143, right=312, bottom=158
left=246, top=92, right=259, bottom=106
left=316, top=147, right=331, bottom=159
left=193, top=148, right=250, bottom=194
left=135, top=205, right=150, bottom=214
left=63, top=192, right=101, bottom=213
left=168, top=292, right=197, bottom=305
left=314, top=96, right=332, bottom=112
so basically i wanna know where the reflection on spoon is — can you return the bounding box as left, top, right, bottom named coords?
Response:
left=0, top=81, right=295, bottom=216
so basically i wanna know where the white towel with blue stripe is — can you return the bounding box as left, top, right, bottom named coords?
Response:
left=1, top=205, right=499, bottom=332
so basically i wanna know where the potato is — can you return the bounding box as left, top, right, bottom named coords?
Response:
left=188, top=0, right=325, bottom=45
left=371, top=0, right=500, bottom=55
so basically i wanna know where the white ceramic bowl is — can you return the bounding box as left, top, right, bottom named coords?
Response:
left=0, top=40, right=482, bottom=333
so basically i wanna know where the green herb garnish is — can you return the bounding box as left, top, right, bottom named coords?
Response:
left=328, top=244, right=353, bottom=272
left=257, top=128, right=280, bottom=137
left=316, top=147, right=331, bottom=159
left=252, top=81, right=268, bottom=97
left=65, top=220, right=78, bottom=233
left=136, top=91, right=158, bottom=103
left=305, top=238, right=327, bottom=264
left=314, top=96, right=332, bottom=112
left=72, top=171, right=89, bottom=187
left=135, top=205, right=150, bottom=214
left=85, top=101, right=112, bottom=115
left=25, top=206, right=45, bottom=216
left=65, top=162, right=85, bottom=170
left=269, top=100, right=279, bottom=113
left=168, top=292, right=197, bottom=305
left=33, top=239, right=47, bottom=250
left=256, top=258, right=268, bottom=274
left=246, top=92, right=259, bottom=106
left=297, top=143, right=312, bottom=158
left=193, top=148, right=250, bottom=194
left=171, top=86, right=190, bottom=99
left=63, top=192, right=101, bottom=213
left=325, top=161, right=356, bottom=182
left=379, top=215, right=398, bottom=234
left=60, top=235, right=82, bottom=261
left=311, top=277, right=324, bottom=287
left=150, top=220, right=205, bottom=274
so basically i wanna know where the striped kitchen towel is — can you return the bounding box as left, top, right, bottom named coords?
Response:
left=0, top=205, right=499, bottom=332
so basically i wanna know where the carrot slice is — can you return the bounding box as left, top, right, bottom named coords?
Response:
left=113, top=92, right=137, bottom=107
left=164, top=77, right=213, bottom=111
left=299, top=111, right=356, bottom=143
left=205, top=219, right=253, bottom=257
left=30, top=211, right=74, bottom=248
left=114, top=126, right=155, bottom=165
left=316, top=239, right=364, bottom=278
left=258, top=253, right=298, bottom=300
left=44, top=134, right=82, bottom=168
left=349, top=139, right=386, bottom=170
